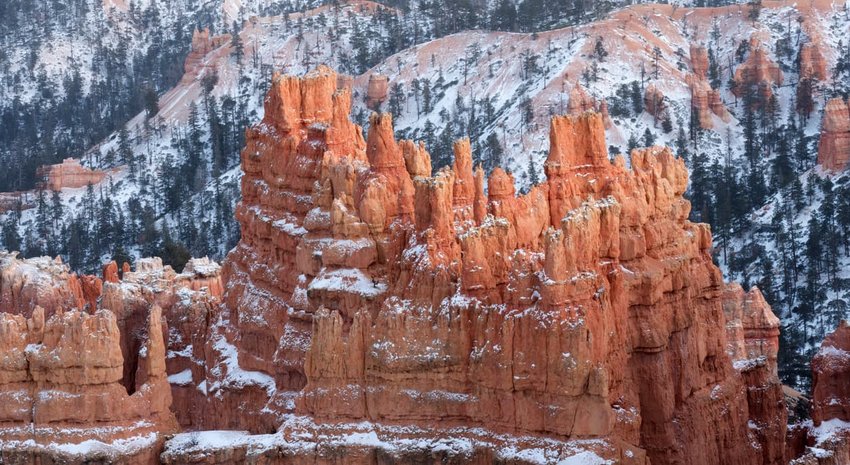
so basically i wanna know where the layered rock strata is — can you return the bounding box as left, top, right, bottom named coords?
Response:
left=688, top=45, right=730, bottom=129
left=732, top=38, right=783, bottom=98
left=722, top=283, right=786, bottom=465
left=35, top=158, right=107, bottom=191
left=789, top=323, right=850, bottom=464
left=817, top=98, right=850, bottom=172
left=217, top=66, right=786, bottom=465
left=0, top=305, right=177, bottom=463
left=0, top=253, right=226, bottom=463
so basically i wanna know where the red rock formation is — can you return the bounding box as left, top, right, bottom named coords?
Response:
left=0, top=304, right=177, bottom=463
left=221, top=65, right=372, bottom=433
left=35, top=158, right=107, bottom=191
left=687, top=45, right=731, bottom=129
left=722, top=283, right=786, bottom=465
left=817, top=98, right=850, bottom=172
left=366, top=73, right=389, bottom=110
left=789, top=322, right=850, bottom=464
left=732, top=38, right=783, bottom=97
left=800, top=41, right=828, bottom=82
left=687, top=74, right=731, bottom=129
left=568, top=82, right=596, bottom=114
left=691, top=44, right=709, bottom=80
left=212, top=66, right=787, bottom=465
left=813, top=321, right=850, bottom=425
left=644, top=84, right=667, bottom=121
left=103, top=260, right=120, bottom=283
left=182, top=28, right=230, bottom=84
left=566, top=83, right=613, bottom=128
left=2, top=66, right=798, bottom=465
left=0, top=253, right=92, bottom=317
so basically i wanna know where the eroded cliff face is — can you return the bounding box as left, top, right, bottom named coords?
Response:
left=0, top=300, right=177, bottom=464
left=0, top=253, right=227, bottom=464
left=214, top=66, right=786, bottom=465
left=688, top=45, right=730, bottom=130
left=787, top=323, right=850, bottom=465
left=0, top=66, right=791, bottom=465
left=35, top=158, right=108, bottom=192
left=732, top=37, right=784, bottom=98
left=817, top=98, right=850, bottom=172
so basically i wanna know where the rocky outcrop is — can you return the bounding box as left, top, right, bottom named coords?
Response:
left=800, top=41, right=828, bottom=82
left=212, top=66, right=787, bottom=465
left=0, top=305, right=177, bottom=463
left=644, top=84, right=667, bottom=122
left=182, top=28, right=230, bottom=84
left=0, top=253, right=98, bottom=317
left=723, top=283, right=786, bottom=465
left=788, top=323, right=850, bottom=464
left=567, top=83, right=613, bottom=128
left=812, top=321, right=850, bottom=425
left=817, top=98, right=850, bottom=172
left=687, top=46, right=730, bottom=129
left=35, top=158, right=107, bottom=191
left=732, top=37, right=783, bottom=97
left=366, top=73, right=389, bottom=110
left=690, top=44, right=709, bottom=80
left=0, top=65, right=797, bottom=464
left=0, top=251, right=225, bottom=442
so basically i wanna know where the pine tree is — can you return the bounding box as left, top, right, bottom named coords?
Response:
left=388, top=82, right=405, bottom=118
left=231, top=22, right=244, bottom=65
left=485, top=133, right=504, bottom=171
left=1, top=215, right=21, bottom=252
left=642, top=128, right=656, bottom=147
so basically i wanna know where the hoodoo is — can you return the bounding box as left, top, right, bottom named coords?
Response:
left=0, top=67, right=790, bottom=465
left=203, top=66, right=786, bottom=464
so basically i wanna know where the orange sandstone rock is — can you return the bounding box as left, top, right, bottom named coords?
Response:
left=800, top=41, right=828, bottom=82
left=35, top=158, right=107, bottom=191
left=732, top=38, right=783, bottom=97
left=218, top=67, right=787, bottom=465
left=690, top=44, right=709, bottom=80
left=366, top=73, right=389, bottom=110
left=817, top=98, right=850, bottom=172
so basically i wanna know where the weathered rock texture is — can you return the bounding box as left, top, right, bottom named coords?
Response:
left=216, top=66, right=786, bottom=465
left=182, top=28, right=231, bottom=84
left=732, top=38, right=783, bottom=97
left=812, top=321, right=850, bottom=425
left=567, top=83, right=613, bottom=128
left=644, top=84, right=667, bottom=122
left=722, top=283, right=786, bottom=465
left=789, top=323, right=850, bottom=465
left=366, top=73, right=389, bottom=109
left=688, top=45, right=730, bottom=129
left=817, top=98, right=850, bottom=172
left=799, top=41, right=828, bottom=82
left=0, top=253, right=229, bottom=463
left=690, top=44, right=709, bottom=81
left=35, top=158, right=107, bottom=191
left=0, top=303, right=177, bottom=462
